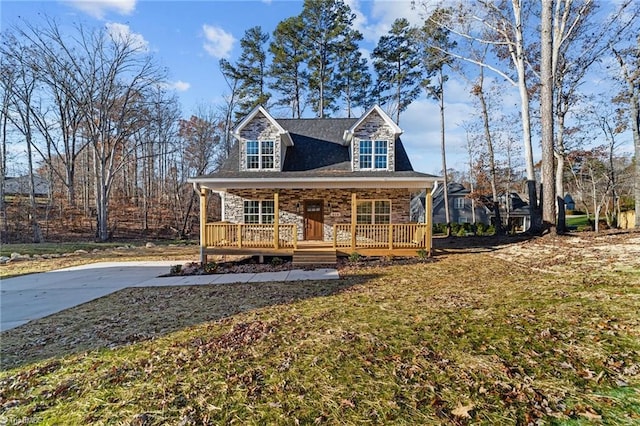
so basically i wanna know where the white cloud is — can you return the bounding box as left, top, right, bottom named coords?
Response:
left=169, top=80, right=191, bottom=92
left=202, top=24, right=235, bottom=59
left=347, top=0, right=424, bottom=43
left=64, top=0, right=136, bottom=19
left=105, top=22, right=148, bottom=51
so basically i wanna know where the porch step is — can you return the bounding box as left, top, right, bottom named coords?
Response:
left=292, top=249, right=337, bottom=266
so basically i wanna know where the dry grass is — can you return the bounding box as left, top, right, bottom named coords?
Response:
left=0, top=245, right=199, bottom=279
left=0, top=231, right=639, bottom=425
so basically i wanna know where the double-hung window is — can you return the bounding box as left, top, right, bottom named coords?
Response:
left=246, top=140, right=275, bottom=170
left=243, top=200, right=274, bottom=224
left=454, top=197, right=465, bottom=210
left=356, top=200, right=391, bottom=224
left=359, top=140, right=388, bottom=170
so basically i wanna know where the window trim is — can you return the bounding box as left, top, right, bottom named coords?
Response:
left=356, top=199, right=391, bottom=224
left=454, top=197, right=465, bottom=210
left=358, top=139, right=388, bottom=170
left=243, top=200, right=275, bottom=224
left=245, top=140, right=276, bottom=170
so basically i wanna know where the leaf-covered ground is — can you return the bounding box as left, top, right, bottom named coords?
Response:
left=1, top=231, right=639, bottom=425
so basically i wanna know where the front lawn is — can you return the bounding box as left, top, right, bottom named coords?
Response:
left=1, top=233, right=639, bottom=424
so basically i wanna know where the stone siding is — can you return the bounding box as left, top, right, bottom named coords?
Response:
left=352, top=110, right=396, bottom=172
left=238, top=112, right=282, bottom=171
left=223, top=188, right=412, bottom=241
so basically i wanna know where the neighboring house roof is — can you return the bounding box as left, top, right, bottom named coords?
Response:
left=411, top=182, right=470, bottom=212
left=4, top=175, right=50, bottom=196
left=482, top=192, right=531, bottom=217
left=192, top=110, right=438, bottom=191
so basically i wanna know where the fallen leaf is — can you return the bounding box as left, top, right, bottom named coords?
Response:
left=578, top=409, right=602, bottom=420
left=452, top=403, right=474, bottom=419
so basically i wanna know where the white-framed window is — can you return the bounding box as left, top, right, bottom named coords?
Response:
left=246, top=140, right=275, bottom=170
left=243, top=200, right=274, bottom=224
left=454, top=197, right=465, bottom=210
left=359, top=140, right=388, bottom=170
left=356, top=200, right=391, bottom=224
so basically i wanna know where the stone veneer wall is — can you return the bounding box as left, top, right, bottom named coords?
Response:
left=238, top=112, right=282, bottom=171
left=223, top=188, right=412, bottom=241
left=352, top=110, right=396, bottom=172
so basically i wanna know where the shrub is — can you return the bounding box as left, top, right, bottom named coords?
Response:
left=348, top=252, right=362, bottom=263
left=433, top=223, right=447, bottom=234
left=170, top=264, right=182, bottom=275
left=271, top=257, right=284, bottom=266
left=204, top=262, right=218, bottom=274
left=416, top=248, right=428, bottom=260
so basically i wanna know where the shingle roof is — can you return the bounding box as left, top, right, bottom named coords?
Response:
left=207, top=118, right=434, bottom=180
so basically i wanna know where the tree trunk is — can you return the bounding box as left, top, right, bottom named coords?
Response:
left=439, top=70, right=450, bottom=234
left=476, top=66, right=504, bottom=235
left=540, top=0, right=556, bottom=233
left=511, top=0, right=541, bottom=234
left=633, top=83, right=640, bottom=228
left=26, top=126, right=42, bottom=243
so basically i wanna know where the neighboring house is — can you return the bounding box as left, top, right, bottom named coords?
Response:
left=189, top=105, right=439, bottom=263
left=411, top=182, right=531, bottom=233
left=485, top=192, right=531, bottom=233
left=564, top=193, right=576, bottom=211
left=3, top=175, right=50, bottom=197
left=411, top=182, right=489, bottom=225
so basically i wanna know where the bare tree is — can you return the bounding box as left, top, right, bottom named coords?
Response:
left=175, top=106, right=221, bottom=238
left=470, top=59, right=504, bottom=235
left=419, top=1, right=541, bottom=233
left=611, top=36, right=640, bottom=228
left=1, top=36, right=44, bottom=242
left=55, top=24, right=167, bottom=241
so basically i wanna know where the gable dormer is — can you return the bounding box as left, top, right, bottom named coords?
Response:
left=233, top=106, right=293, bottom=172
left=343, top=105, right=402, bottom=172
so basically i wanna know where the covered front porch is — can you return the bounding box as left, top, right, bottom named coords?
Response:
left=201, top=222, right=431, bottom=256
left=191, top=177, right=436, bottom=264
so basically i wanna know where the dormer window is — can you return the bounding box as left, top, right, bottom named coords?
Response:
left=359, top=140, right=388, bottom=170
left=246, top=140, right=275, bottom=170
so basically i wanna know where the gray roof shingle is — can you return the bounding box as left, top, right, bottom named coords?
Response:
left=204, top=117, right=435, bottom=180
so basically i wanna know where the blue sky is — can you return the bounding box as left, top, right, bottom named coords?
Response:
left=4, top=0, right=482, bottom=175
left=2, top=1, right=633, bottom=177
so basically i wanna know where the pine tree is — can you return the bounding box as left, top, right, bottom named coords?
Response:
left=235, top=26, right=271, bottom=119
left=268, top=16, right=307, bottom=118
left=336, top=29, right=373, bottom=118
left=299, top=0, right=356, bottom=118
left=372, top=18, right=424, bottom=124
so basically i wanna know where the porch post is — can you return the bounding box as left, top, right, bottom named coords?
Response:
left=273, top=191, right=279, bottom=249
left=351, top=192, right=357, bottom=250
left=426, top=187, right=433, bottom=256
left=199, top=187, right=207, bottom=264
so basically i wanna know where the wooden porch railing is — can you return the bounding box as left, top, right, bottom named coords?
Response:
left=333, top=223, right=429, bottom=250
left=203, top=222, right=429, bottom=251
left=204, top=223, right=297, bottom=249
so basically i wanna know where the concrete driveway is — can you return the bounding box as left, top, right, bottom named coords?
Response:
left=0, top=261, right=339, bottom=332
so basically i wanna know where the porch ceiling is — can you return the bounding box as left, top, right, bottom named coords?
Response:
left=190, top=176, right=438, bottom=192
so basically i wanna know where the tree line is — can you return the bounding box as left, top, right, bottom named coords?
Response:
left=1, top=0, right=639, bottom=243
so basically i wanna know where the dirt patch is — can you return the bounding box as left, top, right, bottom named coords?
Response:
left=491, top=230, right=640, bottom=273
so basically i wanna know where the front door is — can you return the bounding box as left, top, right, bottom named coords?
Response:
left=303, top=200, right=324, bottom=240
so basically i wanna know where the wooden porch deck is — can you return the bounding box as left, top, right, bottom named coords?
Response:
left=200, top=223, right=431, bottom=262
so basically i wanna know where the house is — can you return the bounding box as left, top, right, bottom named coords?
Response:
left=188, top=105, right=439, bottom=264
left=3, top=175, right=50, bottom=197
left=485, top=192, right=531, bottom=233
left=564, top=193, right=576, bottom=211
left=411, top=182, right=489, bottom=225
